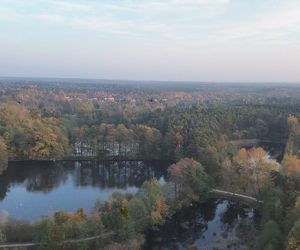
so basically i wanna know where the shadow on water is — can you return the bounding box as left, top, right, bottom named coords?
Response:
left=145, top=199, right=260, bottom=250
left=0, top=161, right=170, bottom=221
left=259, top=142, right=286, bottom=162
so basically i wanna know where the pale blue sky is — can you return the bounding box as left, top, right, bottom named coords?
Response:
left=0, top=0, right=300, bottom=82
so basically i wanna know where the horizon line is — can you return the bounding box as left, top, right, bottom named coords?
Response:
left=0, top=75, right=300, bottom=85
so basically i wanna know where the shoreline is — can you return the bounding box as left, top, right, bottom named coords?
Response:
left=8, top=158, right=172, bottom=164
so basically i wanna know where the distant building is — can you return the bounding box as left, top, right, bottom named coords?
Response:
left=104, top=97, right=115, bottom=102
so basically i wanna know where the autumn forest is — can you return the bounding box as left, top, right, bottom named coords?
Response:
left=0, top=79, right=300, bottom=249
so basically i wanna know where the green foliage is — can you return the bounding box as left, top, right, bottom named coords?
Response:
left=33, top=209, right=102, bottom=250
left=258, top=220, right=282, bottom=250
left=139, top=180, right=169, bottom=225
left=128, top=197, right=150, bottom=232
left=168, top=158, right=209, bottom=205
left=99, top=170, right=209, bottom=244
left=85, top=215, right=103, bottom=236
left=0, top=85, right=293, bottom=164
left=3, top=220, right=35, bottom=243
left=0, top=227, right=5, bottom=243
left=285, top=196, right=300, bottom=233
left=101, top=192, right=135, bottom=241
left=35, top=218, right=65, bottom=249
left=256, top=115, right=300, bottom=250
left=198, top=146, right=220, bottom=175
left=133, top=125, right=162, bottom=159
left=287, top=219, right=300, bottom=250
left=0, top=137, right=8, bottom=174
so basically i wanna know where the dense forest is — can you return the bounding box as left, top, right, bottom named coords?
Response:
left=0, top=79, right=300, bottom=249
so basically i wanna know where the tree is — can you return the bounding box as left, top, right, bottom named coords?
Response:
left=285, top=196, right=300, bottom=236
left=282, top=155, right=300, bottom=178
left=222, top=147, right=280, bottom=195
left=18, top=118, right=71, bottom=160
left=0, top=137, right=8, bottom=174
left=168, top=158, right=209, bottom=204
left=199, top=146, right=220, bottom=175
left=150, top=197, right=169, bottom=225
left=0, top=227, right=5, bottom=243
left=287, top=115, right=299, bottom=133
left=138, top=180, right=170, bottom=226
left=134, top=125, right=162, bottom=159
left=128, top=198, right=149, bottom=232
left=0, top=102, right=71, bottom=161
left=35, top=209, right=95, bottom=249
left=0, top=103, right=29, bottom=128
left=116, top=124, right=133, bottom=156
left=258, top=220, right=282, bottom=250
left=287, top=219, right=300, bottom=250
left=162, top=129, right=183, bottom=160
left=100, top=192, right=135, bottom=240
left=78, top=102, right=93, bottom=121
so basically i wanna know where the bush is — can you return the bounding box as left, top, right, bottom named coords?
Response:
left=0, top=227, right=5, bottom=243
left=258, top=220, right=282, bottom=250
left=4, top=220, right=35, bottom=242
left=287, top=219, right=300, bottom=250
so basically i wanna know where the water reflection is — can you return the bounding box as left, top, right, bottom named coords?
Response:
left=0, top=161, right=168, bottom=221
left=146, top=199, right=259, bottom=250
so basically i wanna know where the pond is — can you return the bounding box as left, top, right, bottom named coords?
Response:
left=145, top=199, right=260, bottom=250
left=0, top=161, right=169, bottom=221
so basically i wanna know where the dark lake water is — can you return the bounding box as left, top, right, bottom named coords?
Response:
left=0, top=161, right=168, bottom=221
left=146, top=199, right=260, bottom=250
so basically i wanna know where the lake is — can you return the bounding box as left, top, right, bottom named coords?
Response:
left=0, top=161, right=169, bottom=221
left=0, top=161, right=260, bottom=249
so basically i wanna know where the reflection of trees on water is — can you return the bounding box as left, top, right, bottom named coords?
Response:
left=146, top=200, right=219, bottom=249
left=199, top=199, right=218, bottom=221
left=146, top=199, right=258, bottom=250
left=0, top=161, right=168, bottom=201
left=218, top=201, right=258, bottom=249
left=0, top=163, right=69, bottom=200
left=72, top=161, right=167, bottom=188
left=0, top=176, right=9, bottom=201
left=220, top=201, right=248, bottom=225
left=175, top=201, right=219, bottom=246
left=260, top=142, right=286, bottom=161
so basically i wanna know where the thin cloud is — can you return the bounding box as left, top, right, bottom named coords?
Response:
left=2, top=0, right=300, bottom=43
left=52, top=1, right=92, bottom=12
left=1, top=0, right=300, bottom=83
left=35, top=14, right=66, bottom=23
left=217, top=0, right=300, bottom=43
left=171, top=0, right=230, bottom=5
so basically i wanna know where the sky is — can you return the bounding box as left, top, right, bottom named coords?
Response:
left=0, top=0, right=300, bottom=82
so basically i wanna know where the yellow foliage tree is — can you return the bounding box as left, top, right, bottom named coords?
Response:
left=151, top=197, right=169, bottom=224
left=222, top=147, right=280, bottom=195
left=282, top=155, right=300, bottom=178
